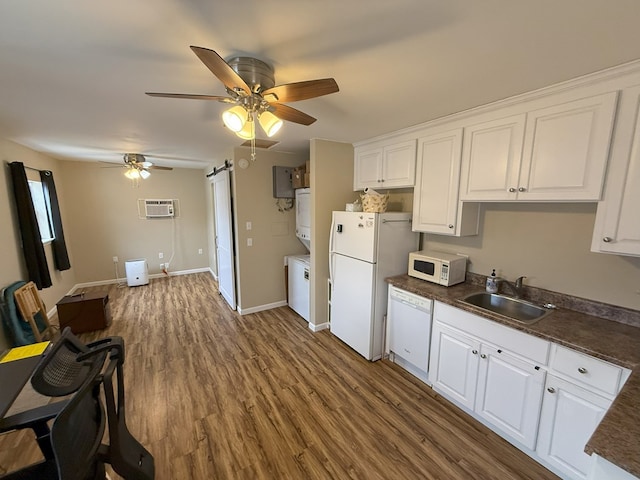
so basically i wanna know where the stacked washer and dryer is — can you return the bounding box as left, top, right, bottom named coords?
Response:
left=287, top=188, right=311, bottom=322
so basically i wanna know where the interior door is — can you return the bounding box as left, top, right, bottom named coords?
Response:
left=212, top=169, right=237, bottom=310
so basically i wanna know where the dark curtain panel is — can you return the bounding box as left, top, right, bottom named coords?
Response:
left=9, top=162, right=52, bottom=289
left=40, top=170, right=71, bottom=271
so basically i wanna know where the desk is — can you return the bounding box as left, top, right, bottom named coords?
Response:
left=56, top=291, right=111, bottom=334
left=0, top=355, right=42, bottom=418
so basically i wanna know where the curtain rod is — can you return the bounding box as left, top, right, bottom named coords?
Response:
left=13, top=163, right=52, bottom=175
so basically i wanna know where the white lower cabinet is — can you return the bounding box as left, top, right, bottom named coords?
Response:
left=537, top=375, right=612, bottom=480
left=430, top=324, right=480, bottom=410
left=475, top=344, right=546, bottom=450
left=429, top=302, right=632, bottom=480
left=429, top=302, right=548, bottom=450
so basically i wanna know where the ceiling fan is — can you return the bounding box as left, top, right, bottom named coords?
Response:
left=102, top=153, right=173, bottom=180
left=146, top=46, right=339, bottom=141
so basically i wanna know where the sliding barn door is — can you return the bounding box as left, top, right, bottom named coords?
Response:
left=212, top=169, right=237, bottom=310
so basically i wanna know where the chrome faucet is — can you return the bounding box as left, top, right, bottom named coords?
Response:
left=501, top=276, right=526, bottom=299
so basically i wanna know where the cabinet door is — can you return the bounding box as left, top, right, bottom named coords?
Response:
left=475, top=344, right=546, bottom=450
left=354, top=147, right=383, bottom=189
left=519, top=92, right=618, bottom=201
left=592, top=85, right=640, bottom=256
left=429, top=323, right=480, bottom=410
left=460, top=114, right=526, bottom=201
left=537, top=375, right=612, bottom=480
left=412, top=129, right=465, bottom=234
left=381, top=139, right=417, bottom=188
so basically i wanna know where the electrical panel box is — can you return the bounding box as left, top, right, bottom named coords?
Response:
left=144, top=199, right=174, bottom=217
left=272, top=166, right=294, bottom=199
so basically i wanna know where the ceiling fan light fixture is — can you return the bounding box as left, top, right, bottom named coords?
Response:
left=139, top=169, right=151, bottom=179
left=235, top=118, right=255, bottom=140
left=125, top=168, right=141, bottom=179
left=222, top=105, right=248, bottom=132
left=258, top=111, right=283, bottom=137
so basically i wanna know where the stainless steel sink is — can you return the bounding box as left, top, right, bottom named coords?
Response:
left=459, top=292, right=553, bottom=324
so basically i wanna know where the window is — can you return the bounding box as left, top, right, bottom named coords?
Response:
left=27, top=180, right=54, bottom=242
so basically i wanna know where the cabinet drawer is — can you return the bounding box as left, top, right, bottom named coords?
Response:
left=550, top=344, right=624, bottom=397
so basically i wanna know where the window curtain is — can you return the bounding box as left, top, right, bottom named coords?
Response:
left=40, top=170, right=71, bottom=271
left=9, top=162, right=52, bottom=289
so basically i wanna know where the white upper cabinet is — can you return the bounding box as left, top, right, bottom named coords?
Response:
left=592, top=84, right=640, bottom=256
left=460, top=92, right=618, bottom=202
left=412, top=128, right=479, bottom=236
left=460, top=114, right=527, bottom=201
left=354, top=139, right=416, bottom=190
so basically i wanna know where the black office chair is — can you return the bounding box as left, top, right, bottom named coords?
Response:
left=0, top=329, right=108, bottom=479
left=0, top=328, right=155, bottom=480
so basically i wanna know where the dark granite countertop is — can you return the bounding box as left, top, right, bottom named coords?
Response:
left=386, top=274, right=640, bottom=478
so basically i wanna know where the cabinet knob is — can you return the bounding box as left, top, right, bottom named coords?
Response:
left=518, top=187, right=526, bottom=192
left=472, top=349, right=478, bottom=355
left=480, top=353, right=487, bottom=359
left=578, top=367, right=588, bottom=374
left=448, top=224, right=454, bottom=229
left=508, top=187, right=516, bottom=192
left=547, top=387, right=556, bottom=394
left=603, top=237, right=612, bottom=243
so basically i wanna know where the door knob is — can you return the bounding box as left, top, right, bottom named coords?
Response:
left=508, top=187, right=516, bottom=192
left=518, top=187, right=526, bottom=192
left=603, top=237, right=612, bottom=243
left=547, top=387, right=556, bottom=394
left=480, top=354, right=487, bottom=359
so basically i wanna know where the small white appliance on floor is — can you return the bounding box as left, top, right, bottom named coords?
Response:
left=125, top=259, right=149, bottom=287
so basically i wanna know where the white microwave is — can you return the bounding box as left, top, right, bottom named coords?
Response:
left=408, top=250, right=467, bottom=286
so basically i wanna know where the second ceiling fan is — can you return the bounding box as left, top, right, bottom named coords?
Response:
left=146, top=46, right=339, bottom=140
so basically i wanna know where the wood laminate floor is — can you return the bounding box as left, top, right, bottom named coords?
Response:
left=0, top=273, right=559, bottom=479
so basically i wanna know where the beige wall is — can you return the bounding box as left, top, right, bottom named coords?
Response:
left=59, top=160, right=209, bottom=283
left=424, top=203, right=640, bottom=310
left=310, top=139, right=355, bottom=327
left=230, top=147, right=308, bottom=311
left=0, top=140, right=78, bottom=350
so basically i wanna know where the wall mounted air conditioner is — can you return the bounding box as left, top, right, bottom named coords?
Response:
left=144, top=199, right=174, bottom=218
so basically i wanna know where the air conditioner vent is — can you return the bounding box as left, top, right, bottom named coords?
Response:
left=144, top=199, right=174, bottom=218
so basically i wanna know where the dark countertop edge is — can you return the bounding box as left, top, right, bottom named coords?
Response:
left=385, top=274, right=640, bottom=479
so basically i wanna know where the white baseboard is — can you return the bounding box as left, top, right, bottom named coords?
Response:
left=238, top=300, right=288, bottom=315
left=70, top=267, right=211, bottom=293
left=309, top=322, right=330, bottom=332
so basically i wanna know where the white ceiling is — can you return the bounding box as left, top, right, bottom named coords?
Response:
left=2, top=0, right=640, bottom=169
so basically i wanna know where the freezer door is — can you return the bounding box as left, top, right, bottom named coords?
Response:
left=330, top=253, right=376, bottom=359
left=331, top=211, right=378, bottom=262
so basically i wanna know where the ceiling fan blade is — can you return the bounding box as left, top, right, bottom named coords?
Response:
left=99, top=161, right=125, bottom=167
left=145, top=92, right=235, bottom=103
left=262, top=78, right=339, bottom=103
left=190, top=46, right=251, bottom=95
left=269, top=104, right=317, bottom=126
left=149, top=166, right=173, bottom=171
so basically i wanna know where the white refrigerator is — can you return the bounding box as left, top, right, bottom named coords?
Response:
left=329, top=211, right=418, bottom=361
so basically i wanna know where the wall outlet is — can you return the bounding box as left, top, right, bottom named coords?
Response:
left=198, top=248, right=203, bottom=255
left=247, top=238, right=253, bottom=247
left=160, top=263, right=165, bottom=270
left=159, top=252, right=164, bottom=259
left=112, top=256, right=118, bottom=263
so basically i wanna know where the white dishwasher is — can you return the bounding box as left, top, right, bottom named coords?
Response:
left=386, top=285, right=433, bottom=384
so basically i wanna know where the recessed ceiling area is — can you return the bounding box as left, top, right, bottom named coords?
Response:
left=1, top=0, right=640, bottom=169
